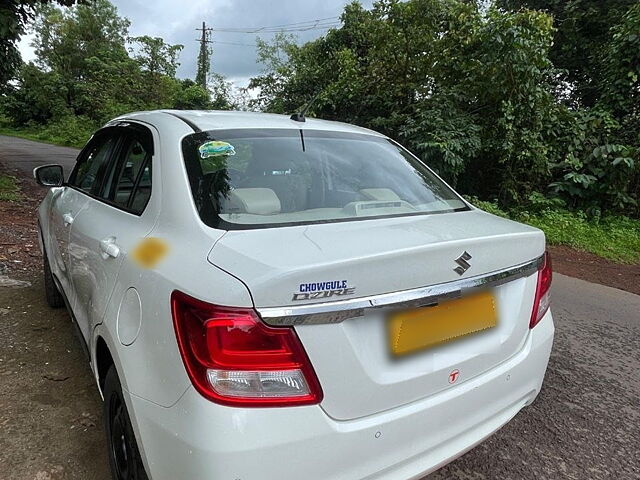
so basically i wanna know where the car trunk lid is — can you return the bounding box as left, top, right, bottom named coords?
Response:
left=207, top=209, right=545, bottom=419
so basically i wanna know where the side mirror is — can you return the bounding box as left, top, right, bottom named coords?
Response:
left=33, top=164, right=64, bottom=187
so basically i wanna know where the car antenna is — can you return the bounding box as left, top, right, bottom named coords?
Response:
left=290, top=90, right=322, bottom=122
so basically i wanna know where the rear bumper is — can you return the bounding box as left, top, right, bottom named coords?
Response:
left=128, top=312, right=554, bottom=480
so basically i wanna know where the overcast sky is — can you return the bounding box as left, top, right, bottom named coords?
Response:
left=19, top=0, right=375, bottom=88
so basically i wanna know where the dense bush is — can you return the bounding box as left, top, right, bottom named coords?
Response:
left=33, top=115, right=96, bottom=146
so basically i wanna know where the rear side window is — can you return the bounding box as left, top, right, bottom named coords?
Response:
left=104, top=138, right=152, bottom=214
left=69, top=134, right=118, bottom=194
left=129, top=161, right=152, bottom=214
left=182, top=129, right=468, bottom=229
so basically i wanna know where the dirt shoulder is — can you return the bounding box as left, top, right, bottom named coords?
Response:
left=0, top=273, right=109, bottom=480
left=548, top=245, right=640, bottom=296
left=0, top=165, right=47, bottom=282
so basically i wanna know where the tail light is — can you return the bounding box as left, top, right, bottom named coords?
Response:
left=171, top=291, right=323, bottom=407
left=530, top=251, right=552, bottom=328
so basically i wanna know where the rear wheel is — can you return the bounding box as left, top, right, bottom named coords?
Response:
left=43, top=248, right=64, bottom=308
left=103, top=366, right=149, bottom=480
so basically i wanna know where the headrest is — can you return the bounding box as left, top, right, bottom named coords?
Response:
left=359, top=188, right=401, bottom=201
left=226, top=188, right=281, bottom=215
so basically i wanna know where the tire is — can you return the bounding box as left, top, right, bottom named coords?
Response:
left=43, top=248, right=65, bottom=308
left=103, top=366, right=149, bottom=480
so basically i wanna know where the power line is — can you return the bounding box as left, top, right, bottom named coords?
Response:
left=193, top=16, right=341, bottom=60
left=195, top=39, right=257, bottom=47
left=213, top=16, right=338, bottom=31
left=213, top=24, right=341, bottom=34
left=254, top=15, right=339, bottom=28
left=209, top=16, right=341, bottom=34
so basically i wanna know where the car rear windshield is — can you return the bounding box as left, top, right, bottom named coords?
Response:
left=181, top=128, right=468, bottom=229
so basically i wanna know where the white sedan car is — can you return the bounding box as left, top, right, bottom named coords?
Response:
left=34, top=110, right=554, bottom=480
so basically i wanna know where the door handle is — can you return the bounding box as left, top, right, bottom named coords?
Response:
left=62, top=213, right=74, bottom=226
left=99, top=237, right=120, bottom=259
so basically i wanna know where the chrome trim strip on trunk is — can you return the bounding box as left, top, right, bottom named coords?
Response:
left=258, top=255, right=544, bottom=326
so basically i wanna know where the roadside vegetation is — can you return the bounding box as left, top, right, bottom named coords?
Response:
left=0, top=114, right=93, bottom=147
left=470, top=197, right=640, bottom=263
left=527, top=213, right=640, bottom=264
left=0, top=175, right=22, bottom=202
left=0, top=0, right=638, bottom=262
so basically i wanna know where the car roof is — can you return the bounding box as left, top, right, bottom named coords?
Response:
left=118, top=110, right=386, bottom=138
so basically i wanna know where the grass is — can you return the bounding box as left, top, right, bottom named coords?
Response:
left=0, top=125, right=88, bottom=148
left=521, top=211, right=640, bottom=264
left=0, top=126, right=70, bottom=147
left=0, top=116, right=94, bottom=148
left=471, top=198, right=640, bottom=264
left=0, top=175, right=22, bottom=202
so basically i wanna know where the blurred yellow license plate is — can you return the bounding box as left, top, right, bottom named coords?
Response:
left=388, top=291, right=497, bottom=356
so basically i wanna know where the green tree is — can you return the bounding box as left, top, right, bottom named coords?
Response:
left=497, top=1, right=639, bottom=213
left=208, top=72, right=234, bottom=110
left=1, top=0, right=244, bottom=147
left=600, top=3, right=640, bottom=142
left=552, top=4, right=640, bottom=213
left=174, top=79, right=211, bottom=110
left=497, top=0, right=638, bottom=107
left=129, top=35, right=184, bottom=107
left=250, top=0, right=638, bottom=214
left=2, top=63, right=68, bottom=123
left=0, top=0, right=81, bottom=92
left=30, top=0, right=140, bottom=120
left=130, top=35, right=183, bottom=77
left=4, top=0, right=201, bottom=127
left=248, top=33, right=297, bottom=113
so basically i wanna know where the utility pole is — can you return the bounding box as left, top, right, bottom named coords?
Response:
left=195, top=21, right=214, bottom=88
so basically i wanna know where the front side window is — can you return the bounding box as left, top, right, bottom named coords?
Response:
left=70, top=134, right=118, bottom=194
left=182, top=129, right=468, bottom=229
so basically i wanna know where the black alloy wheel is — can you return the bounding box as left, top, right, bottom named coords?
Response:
left=103, top=366, right=149, bottom=480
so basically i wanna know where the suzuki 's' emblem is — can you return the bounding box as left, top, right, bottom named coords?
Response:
left=454, top=251, right=472, bottom=275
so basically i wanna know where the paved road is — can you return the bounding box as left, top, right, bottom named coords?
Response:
left=0, top=135, right=79, bottom=178
left=1, top=136, right=639, bottom=479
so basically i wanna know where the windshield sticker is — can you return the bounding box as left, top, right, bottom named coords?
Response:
left=292, top=280, right=356, bottom=301
left=198, top=141, right=236, bottom=159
